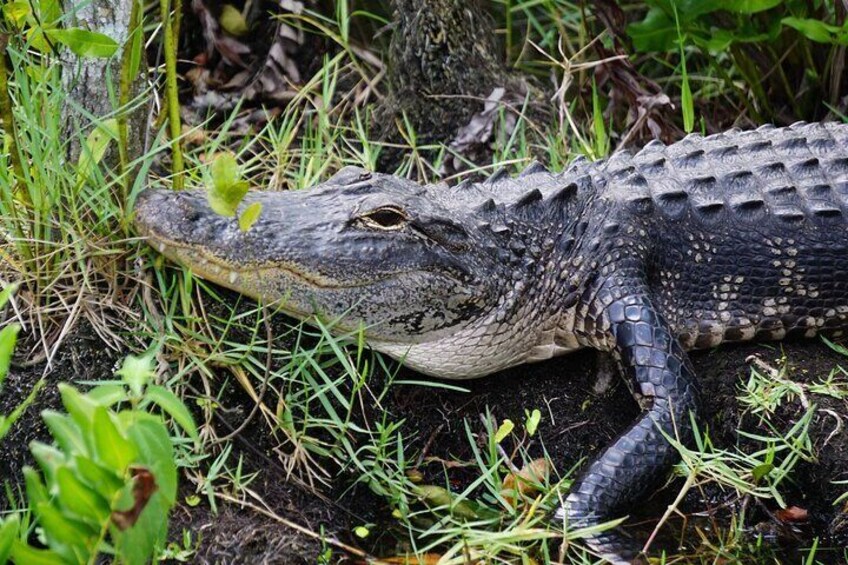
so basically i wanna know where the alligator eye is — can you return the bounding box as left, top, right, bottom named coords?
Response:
left=358, top=206, right=408, bottom=230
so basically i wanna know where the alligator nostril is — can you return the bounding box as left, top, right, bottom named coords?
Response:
left=185, top=209, right=201, bottom=222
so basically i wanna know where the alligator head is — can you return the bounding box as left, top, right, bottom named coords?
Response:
left=135, top=164, right=589, bottom=378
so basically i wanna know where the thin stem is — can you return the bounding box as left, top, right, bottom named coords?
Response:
left=159, top=0, right=184, bottom=189
left=118, top=0, right=144, bottom=208
left=0, top=34, right=27, bottom=195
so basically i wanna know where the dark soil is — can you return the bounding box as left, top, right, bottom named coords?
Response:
left=3, top=313, right=847, bottom=564
left=0, top=325, right=123, bottom=482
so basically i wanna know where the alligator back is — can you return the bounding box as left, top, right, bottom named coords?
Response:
left=593, top=121, right=848, bottom=350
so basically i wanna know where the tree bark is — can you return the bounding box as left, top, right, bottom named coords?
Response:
left=380, top=0, right=544, bottom=167
left=61, top=0, right=146, bottom=165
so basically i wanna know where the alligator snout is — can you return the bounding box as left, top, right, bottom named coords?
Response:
left=134, top=189, right=233, bottom=250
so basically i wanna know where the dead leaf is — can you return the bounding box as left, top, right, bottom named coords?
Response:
left=775, top=506, right=809, bottom=523
left=442, top=87, right=524, bottom=175
left=501, top=458, right=550, bottom=507
left=186, top=0, right=306, bottom=121
left=111, top=466, right=158, bottom=530
left=415, top=484, right=478, bottom=519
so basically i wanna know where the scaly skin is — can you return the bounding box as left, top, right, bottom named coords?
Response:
left=135, top=121, right=848, bottom=563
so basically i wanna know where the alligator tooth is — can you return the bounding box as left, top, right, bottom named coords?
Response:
left=157, top=242, right=166, bottom=253
left=228, top=272, right=238, bottom=284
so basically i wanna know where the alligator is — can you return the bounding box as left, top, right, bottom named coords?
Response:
left=135, top=121, right=848, bottom=564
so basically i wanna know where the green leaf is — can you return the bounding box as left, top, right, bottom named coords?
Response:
left=211, top=152, right=240, bottom=192
left=0, top=324, right=20, bottom=381
left=116, top=351, right=157, bottom=398
left=0, top=283, right=19, bottom=384
left=676, top=5, right=695, bottom=134
left=111, top=488, right=169, bottom=565
left=752, top=462, right=774, bottom=482
left=59, top=383, right=97, bottom=428
left=76, top=118, right=119, bottom=184
left=238, top=201, right=263, bottom=232
left=45, top=28, right=120, bottom=58
left=86, top=384, right=128, bottom=407
left=0, top=283, right=18, bottom=309
left=1, top=2, right=30, bottom=27
left=127, top=16, right=144, bottom=80
left=220, top=4, right=249, bottom=36
left=0, top=515, right=19, bottom=564
left=701, top=29, right=736, bottom=51
left=353, top=525, right=369, bottom=538
left=494, top=419, right=514, bottom=444
left=23, top=467, right=49, bottom=508
left=822, top=335, right=848, bottom=357
left=207, top=152, right=249, bottom=217
left=26, top=26, right=53, bottom=54
left=10, top=542, right=65, bottom=565
left=641, top=0, right=721, bottom=20
left=720, top=0, right=783, bottom=13
left=34, top=501, right=96, bottom=550
left=36, top=0, right=61, bottom=25
left=627, top=8, right=678, bottom=52
left=0, top=377, right=44, bottom=440
left=74, top=455, right=125, bottom=500
left=92, top=407, right=137, bottom=473
left=56, top=467, right=111, bottom=524
left=42, top=410, right=89, bottom=457
left=525, top=409, right=541, bottom=437
left=591, top=80, right=607, bottom=158
left=145, top=385, right=199, bottom=444
left=30, top=441, right=65, bottom=485
left=782, top=17, right=840, bottom=43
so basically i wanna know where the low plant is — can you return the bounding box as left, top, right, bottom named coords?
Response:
left=626, top=0, right=848, bottom=121
left=0, top=349, right=198, bottom=564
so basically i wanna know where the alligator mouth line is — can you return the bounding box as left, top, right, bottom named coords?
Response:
left=142, top=232, right=432, bottom=293
left=146, top=235, right=355, bottom=289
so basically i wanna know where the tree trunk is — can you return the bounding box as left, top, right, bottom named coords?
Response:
left=61, top=0, right=146, bottom=165
left=380, top=0, right=544, bottom=171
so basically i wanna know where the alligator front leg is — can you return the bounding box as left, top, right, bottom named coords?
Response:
left=558, top=292, right=698, bottom=564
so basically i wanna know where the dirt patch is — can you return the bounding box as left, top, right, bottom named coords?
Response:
left=168, top=478, right=329, bottom=564
left=2, top=317, right=847, bottom=563
left=693, top=341, right=848, bottom=548
left=362, top=338, right=848, bottom=560
left=0, top=325, right=123, bottom=481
